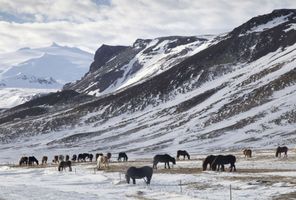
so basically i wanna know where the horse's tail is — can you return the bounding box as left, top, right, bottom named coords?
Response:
left=275, top=150, right=279, bottom=157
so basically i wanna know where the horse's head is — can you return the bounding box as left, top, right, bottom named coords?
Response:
left=171, top=157, right=176, bottom=165
left=202, top=160, right=207, bottom=171
left=187, top=154, right=190, bottom=160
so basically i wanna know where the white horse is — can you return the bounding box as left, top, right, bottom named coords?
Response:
left=97, top=155, right=109, bottom=169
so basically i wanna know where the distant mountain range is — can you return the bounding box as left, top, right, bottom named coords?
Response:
left=0, top=9, right=295, bottom=160
left=0, top=43, right=93, bottom=108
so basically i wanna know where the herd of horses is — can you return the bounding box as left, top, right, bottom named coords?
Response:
left=18, top=146, right=289, bottom=185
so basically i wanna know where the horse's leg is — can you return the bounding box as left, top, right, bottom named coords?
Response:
left=153, top=162, right=157, bottom=169
left=146, top=175, right=151, bottom=185
left=164, top=162, right=167, bottom=169
left=69, top=166, right=72, bottom=172
left=132, top=178, right=136, bottom=184
left=168, top=162, right=170, bottom=169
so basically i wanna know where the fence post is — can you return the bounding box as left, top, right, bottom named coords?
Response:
left=180, top=180, right=182, bottom=193
left=230, top=184, right=232, bottom=200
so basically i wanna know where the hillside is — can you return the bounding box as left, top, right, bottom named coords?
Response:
left=0, top=9, right=295, bottom=161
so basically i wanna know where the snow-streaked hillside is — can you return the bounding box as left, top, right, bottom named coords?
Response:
left=0, top=43, right=93, bottom=108
left=0, top=9, right=295, bottom=160
left=65, top=35, right=217, bottom=96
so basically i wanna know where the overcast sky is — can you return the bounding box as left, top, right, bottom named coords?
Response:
left=0, top=0, right=295, bottom=53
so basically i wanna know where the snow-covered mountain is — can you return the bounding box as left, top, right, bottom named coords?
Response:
left=0, top=43, right=93, bottom=108
left=64, top=35, right=216, bottom=96
left=0, top=9, right=295, bottom=160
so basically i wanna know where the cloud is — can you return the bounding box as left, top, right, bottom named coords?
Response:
left=0, top=0, right=296, bottom=53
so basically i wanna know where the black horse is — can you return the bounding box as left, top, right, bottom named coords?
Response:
left=202, top=155, right=217, bottom=171
left=118, top=152, right=128, bottom=162
left=153, top=154, right=176, bottom=169
left=28, top=156, right=39, bottom=166
left=211, top=155, right=236, bottom=172
left=19, top=156, right=28, bottom=166
left=89, top=154, right=94, bottom=162
left=126, top=166, right=153, bottom=185
left=65, top=155, right=70, bottom=161
left=53, top=155, right=59, bottom=163
left=58, top=161, right=72, bottom=171
left=78, top=153, right=88, bottom=162
left=276, top=146, right=288, bottom=157
left=177, top=150, right=190, bottom=160
left=71, top=154, right=77, bottom=162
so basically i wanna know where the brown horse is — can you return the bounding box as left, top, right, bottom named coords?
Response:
left=243, top=149, right=252, bottom=158
left=42, top=156, right=48, bottom=165
left=19, top=156, right=28, bottom=166
left=276, top=146, right=288, bottom=157
left=58, top=161, right=72, bottom=171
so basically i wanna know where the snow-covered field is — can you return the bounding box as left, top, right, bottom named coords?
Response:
left=1, top=150, right=296, bottom=200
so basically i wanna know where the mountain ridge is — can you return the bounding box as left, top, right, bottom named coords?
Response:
left=0, top=9, right=295, bottom=159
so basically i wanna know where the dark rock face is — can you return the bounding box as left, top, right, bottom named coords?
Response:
left=0, top=9, right=296, bottom=151
left=89, top=44, right=128, bottom=73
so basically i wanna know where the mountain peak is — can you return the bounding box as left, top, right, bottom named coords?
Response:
left=230, top=9, right=296, bottom=37
left=89, top=44, right=129, bottom=72
left=50, top=42, right=62, bottom=48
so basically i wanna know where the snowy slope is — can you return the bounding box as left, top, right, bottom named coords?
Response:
left=0, top=43, right=93, bottom=108
left=0, top=9, right=295, bottom=160
left=65, top=35, right=216, bottom=96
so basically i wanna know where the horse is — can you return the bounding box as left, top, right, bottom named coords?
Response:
left=97, top=155, right=109, bottom=169
left=71, top=154, right=77, bottom=162
left=78, top=153, right=90, bottom=162
left=118, top=152, right=128, bottom=162
left=211, top=155, right=236, bottom=172
left=126, top=166, right=153, bottom=185
left=243, top=149, right=252, bottom=158
left=96, top=153, right=103, bottom=161
left=177, top=150, right=190, bottom=160
left=41, top=156, right=48, bottom=165
left=28, top=156, right=39, bottom=166
left=107, top=152, right=112, bottom=160
left=19, top=156, right=28, bottom=166
left=52, top=155, right=59, bottom=164
left=58, top=155, right=65, bottom=162
left=58, top=161, right=72, bottom=172
left=202, top=155, right=217, bottom=171
left=153, top=154, right=176, bottom=169
left=276, top=146, right=288, bottom=157
left=89, top=154, right=94, bottom=162
left=65, top=155, right=70, bottom=161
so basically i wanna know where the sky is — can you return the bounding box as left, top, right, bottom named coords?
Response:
left=0, top=0, right=295, bottom=54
